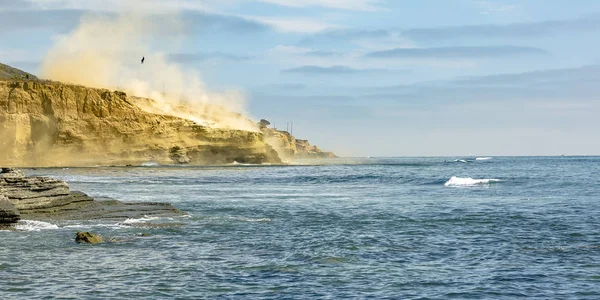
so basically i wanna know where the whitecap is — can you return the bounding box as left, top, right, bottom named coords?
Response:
left=230, top=161, right=258, bottom=166
left=476, top=157, right=492, bottom=161
left=444, top=176, right=500, bottom=187
left=121, top=216, right=160, bottom=224
left=15, top=220, right=59, bottom=231
left=141, top=162, right=158, bottom=167
left=228, top=216, right=271, bottom=222
left=453, top=159, right=469, bottom=163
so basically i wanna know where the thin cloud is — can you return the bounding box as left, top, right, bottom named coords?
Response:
left=282, top=65, right=409, bottom=75
left=168, top=52, right=252, bottom=62
left=244, top=16, right=338, bottom=33
left=300, top=28, right=392, bottom=45
left=254, top=0, right=384, bottom=11
left=0, top=9, right=84, bottom=32
left=183, top=12, right=270, bottom=34
left=404, top=16, right=600, bottom=41
left=475, top=1, right=517, bottom=15
left=365, top=46, right=547, bottom=59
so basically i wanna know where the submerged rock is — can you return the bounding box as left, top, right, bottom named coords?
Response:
left=75, top=231, right=103, bottom=244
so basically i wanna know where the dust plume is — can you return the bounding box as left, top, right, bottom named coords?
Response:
left=40, top=8, right=258, bottom=132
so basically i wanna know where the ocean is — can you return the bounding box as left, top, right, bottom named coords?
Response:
left=2, top=157, right=600, bottom=299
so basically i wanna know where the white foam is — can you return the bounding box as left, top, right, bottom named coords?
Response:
left=454, top=159, right=468, bottom=163
left=476, top=157, right=492, bottom=161
left=230, top=161, right=258, bottom=166
left=15, top=220, right=59, bottom=231
left=121, top=216, right=160, bottom=224
left=141, top=162, right=158, bottom=167
left=444, top=176, right=500, bottom=187
left=228, top=216, right=272, bottom=222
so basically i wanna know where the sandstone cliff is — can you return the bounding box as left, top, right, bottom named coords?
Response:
left=0, top=79, right=281, bottom=166
left=262, top=128, right=337, bottom=161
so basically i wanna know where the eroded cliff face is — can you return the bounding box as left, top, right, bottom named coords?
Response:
left=263, top=128, right=336, bottom=162
left=0, top=80, right=281, bottom=166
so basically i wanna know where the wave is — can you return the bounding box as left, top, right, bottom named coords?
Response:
left=453, top=159, right=469, bottom=163
left=121, top=216, right=161, bottom=224
left=229, top=216, right=271, bottom=222
left=141, top=162, right=159, bottom=167
left=476, top=157, right=492, bottom=161
left=15, top=220, right=59, bottom=231
left=230, top=161, right=258, bottom=166
left=444, top=176, right=501, bottom=187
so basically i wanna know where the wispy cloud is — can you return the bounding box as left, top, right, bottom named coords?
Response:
left=300, top=29, right=392, bottom=45
left=0, top=9, right=84, bottom=32
left=281, top=65, right=408, bottom=75
left=365, top=46, right=547, bottom=59
left=183, top=12, right=270, bottom=34
left=475, top=1, right=517, bottom=15
left=169, top=52, right=252, bottom=63
left=253, top=0, right=384, bottom=11
left=244, top=16, right=338, bottom=33
left=404, top=16, right=600, bottom=41
left=305, top=50, right=341, bottom=57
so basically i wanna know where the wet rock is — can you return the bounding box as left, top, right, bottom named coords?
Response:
left=0, top=195, right=20, bottom=224
left=0, top=169, right=182, bottom=222
left=75, top=231, right=104, bottom=244
left=1, top=168, right=24, bottom=178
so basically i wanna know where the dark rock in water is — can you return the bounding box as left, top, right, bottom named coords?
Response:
left=0, top=195, right=20, bottom=224
left=75, top=231, right=103, bottom=244
left=0, top=168, right=182, bottom=222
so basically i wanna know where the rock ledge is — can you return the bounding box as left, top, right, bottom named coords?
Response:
left=0, top=168, right=182, bottom=229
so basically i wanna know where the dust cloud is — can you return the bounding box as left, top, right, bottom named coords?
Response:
left=40, top=7, right=258, bottom=132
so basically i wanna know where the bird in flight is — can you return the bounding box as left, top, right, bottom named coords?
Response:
left=141, top=56, right=145, bottom=64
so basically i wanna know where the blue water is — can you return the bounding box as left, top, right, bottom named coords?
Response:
left=2, top=157, right=600, bottom=299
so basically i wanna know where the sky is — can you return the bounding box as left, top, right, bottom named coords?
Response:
left=1, top=0, right=600, bottom=156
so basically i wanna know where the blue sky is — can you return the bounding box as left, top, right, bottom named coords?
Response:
left=1, top=0, right=600, bottom=156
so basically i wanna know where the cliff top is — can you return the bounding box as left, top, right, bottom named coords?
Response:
left=0, top=63, right=38, bottom=80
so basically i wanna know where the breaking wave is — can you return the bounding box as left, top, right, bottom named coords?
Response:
left=444, top=176, right=501, bottom=187
left=476, top=157, right=492, bottom=161
left=15, top=220, right=59, bottom=231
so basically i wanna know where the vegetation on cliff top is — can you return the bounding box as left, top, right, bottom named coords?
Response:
left=0, top=63, right=37, bottom=80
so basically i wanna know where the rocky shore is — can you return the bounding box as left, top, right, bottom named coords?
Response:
left=0, top=167, right=181, bottom=230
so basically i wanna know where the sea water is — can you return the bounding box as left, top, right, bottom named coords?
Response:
left=1, top=157, right=600, bottom=299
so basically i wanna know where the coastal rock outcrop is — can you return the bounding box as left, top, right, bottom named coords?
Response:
left=0, top=195, right=20, bottom=227
left=0, top=168, right=181, bottom=221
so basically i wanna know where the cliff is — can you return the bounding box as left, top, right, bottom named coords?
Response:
left=262, top=128, right=337, bottom=161
left=0, top=79, right=282, bottom=166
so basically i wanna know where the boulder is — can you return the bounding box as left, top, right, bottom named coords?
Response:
left=75, top=231, right=104, bottom=244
